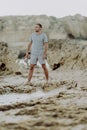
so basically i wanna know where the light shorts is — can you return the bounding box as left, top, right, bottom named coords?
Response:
left=30, top=54, right=46, bottom=65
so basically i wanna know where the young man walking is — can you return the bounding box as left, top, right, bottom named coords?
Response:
left=25, top=23, right=49, bottom=85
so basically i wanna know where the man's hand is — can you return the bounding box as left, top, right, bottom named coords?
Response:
left=25, top=42, right=32, bottom=59
left=25, top=53, right=28, bottom=59
left=25, top=53, right=31, bottom=59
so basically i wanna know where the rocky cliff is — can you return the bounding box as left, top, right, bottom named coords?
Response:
left=0, top=14, right=87, bottom=42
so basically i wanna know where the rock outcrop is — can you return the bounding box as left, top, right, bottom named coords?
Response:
left=48, top=39, right=87, bottom=70
left=0, top=42, right=19, bottom=75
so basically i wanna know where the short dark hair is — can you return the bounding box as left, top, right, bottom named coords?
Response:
left=36, top=23, right=42, bottom=28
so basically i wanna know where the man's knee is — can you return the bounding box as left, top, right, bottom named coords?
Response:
left=30, top=64, right=35, bottom=70
left=42, top=64, right=47, bottom=70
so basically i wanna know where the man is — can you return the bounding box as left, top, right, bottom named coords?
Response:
left=25, top=23, right=49, bottom=85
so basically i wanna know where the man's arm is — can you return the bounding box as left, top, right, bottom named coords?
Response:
left=43, top=42, right=48, bottom=59
left=25, top=42, right=32, bottom=58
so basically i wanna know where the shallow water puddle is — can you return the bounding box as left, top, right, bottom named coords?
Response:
left=0, top=87, right=66, bottom=106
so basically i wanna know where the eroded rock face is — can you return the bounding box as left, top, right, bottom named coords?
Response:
left=0, top=42, right=19, bottom=75
left=48, top=39, right=87, bottom=70
left=0, top=63, right=6, bottom=71
left=0, top=42, right=8, bottom=73
left=0, top=14, right=87, bottom=42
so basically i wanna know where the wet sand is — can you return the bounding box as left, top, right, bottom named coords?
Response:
left=0, top=67, right=87, bottom=130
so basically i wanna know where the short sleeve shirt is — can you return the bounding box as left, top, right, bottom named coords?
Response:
left=29, top=32, right=48, bottom=55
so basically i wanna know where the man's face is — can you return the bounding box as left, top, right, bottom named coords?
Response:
left=34, top=25, right=41, bottom=32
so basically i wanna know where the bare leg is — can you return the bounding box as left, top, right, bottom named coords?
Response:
left=24, top=64, right=36, bottom=85
left=28, top=64, right=36, bottom=82
left=42, top=64, right=49, bottom=82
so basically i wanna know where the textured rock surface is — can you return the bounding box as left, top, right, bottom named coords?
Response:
left=0, top=42, right=19, bottom=75
left=48, top=39, right=87, bottom=70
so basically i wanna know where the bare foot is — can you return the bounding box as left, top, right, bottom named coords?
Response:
left=46, top=80, right=49, bottom=84
left=24, top=81, right=33, bottom=86
left=43, top=80, right=49, bottom=86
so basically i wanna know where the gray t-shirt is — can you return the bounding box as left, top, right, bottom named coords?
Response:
left=29, top=32, right=48, bottom=55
